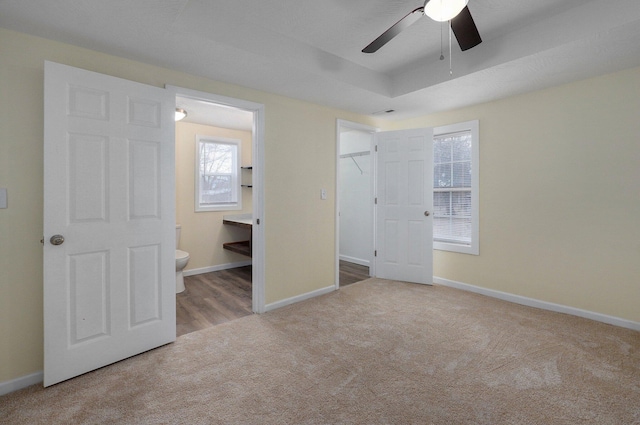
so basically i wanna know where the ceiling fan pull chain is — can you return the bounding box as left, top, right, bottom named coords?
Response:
left=449, top=20, right=453, bottom=75
left=440, top=21, right=445, bottom=60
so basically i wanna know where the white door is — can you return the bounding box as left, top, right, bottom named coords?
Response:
left=375, top=128, right=433, bottom=284
left=43, top=61, right=176, bottom=387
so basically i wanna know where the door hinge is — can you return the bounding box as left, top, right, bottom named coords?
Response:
left=374, top=197, right=377, bottom=205
left=375, top=145, right=378, bottom=152
left=374, top=250, right=377, bottom=257
left=256, top=218, right=260, bottom=225
left=40, top=237, right=44, bottom=245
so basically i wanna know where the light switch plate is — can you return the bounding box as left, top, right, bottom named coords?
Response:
left=321, top=189, right=327, bottom=200
left=0, top=188, right=6, bottom=209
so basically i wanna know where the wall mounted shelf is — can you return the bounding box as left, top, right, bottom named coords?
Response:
left=241, top=166, right=252, bottom=188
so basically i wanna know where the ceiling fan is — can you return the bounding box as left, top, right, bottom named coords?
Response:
left=362, top=0, right=482, bottom=54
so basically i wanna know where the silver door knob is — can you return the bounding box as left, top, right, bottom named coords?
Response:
left=50, top=235, right=65, bottom=246
left=424, top=211, right=430, bottom=217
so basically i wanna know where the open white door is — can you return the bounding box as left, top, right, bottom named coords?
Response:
left=43, top=61, right=176, bottom=386
left=375, top=128, right=433, bottom=284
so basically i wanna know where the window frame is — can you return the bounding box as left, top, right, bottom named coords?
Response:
left=194, top=135, right=242, bottom=212
left=433, top=120, right=479, bottom=255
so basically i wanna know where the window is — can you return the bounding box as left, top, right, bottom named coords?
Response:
left=433, top=120, right=479, bottom=255
left=195, top=135, right=241, bottom=212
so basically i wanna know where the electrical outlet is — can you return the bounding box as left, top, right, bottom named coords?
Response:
left=321, top=189, right=327, bottom=200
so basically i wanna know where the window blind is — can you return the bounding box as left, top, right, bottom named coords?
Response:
left=433, top=130, right=472, bottom=245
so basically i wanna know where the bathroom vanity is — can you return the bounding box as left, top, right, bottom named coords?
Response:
left=222, top=214, right=252, bottom=257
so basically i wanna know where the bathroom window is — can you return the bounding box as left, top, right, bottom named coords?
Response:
left=433, top=120, right=479, bottom=255
left=195, top=135, right=242, bottom=212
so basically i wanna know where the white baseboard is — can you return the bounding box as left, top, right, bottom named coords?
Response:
left=339, top=255, right=370, bottom=267
left=0, top=371, right=43, bottom=396
left=433, top=276, right=640, bottom=332
left=183, top=260, right=252, bottom=277
left=265, top=285, right=336, bottom=312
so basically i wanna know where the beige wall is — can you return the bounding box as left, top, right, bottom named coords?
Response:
left=390, top=66, right=640, bottom=324
left=0, top=28, right=380, bottom=383
left=263, top=96, right=346, bottom=303
left=175, top=122, right=253, bottom=271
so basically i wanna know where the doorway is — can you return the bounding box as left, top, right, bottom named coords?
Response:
left=335, top=120, right=378, bottom=288
left=167, top=86, right=266, bottom=335
left=336, top=121, right=435, bottom=288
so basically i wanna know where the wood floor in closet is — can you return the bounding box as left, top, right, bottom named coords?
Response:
left=177, top=261, right=370, bottom=337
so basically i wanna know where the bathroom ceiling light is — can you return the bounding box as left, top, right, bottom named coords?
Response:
left=175, top=108, right=187, bottom=121
left=423, top=0, right=468, bottom=22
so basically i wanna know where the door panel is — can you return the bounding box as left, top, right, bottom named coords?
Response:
left=43, top=61, right=175, bottom=387
left=69, top=251, right=109, bottom=344
left=375, top=128, right=433, bottom=284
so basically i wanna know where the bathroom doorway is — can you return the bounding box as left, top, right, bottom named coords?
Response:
left=167, top=86, right=265, bottom=335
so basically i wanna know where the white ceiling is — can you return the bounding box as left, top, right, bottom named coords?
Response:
left=176, top=96, right=254, bottom=131
left=2, top=0, right=640, bottom=125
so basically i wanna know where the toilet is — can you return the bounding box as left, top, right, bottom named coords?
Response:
left=175, top=224, right=190, bottom=293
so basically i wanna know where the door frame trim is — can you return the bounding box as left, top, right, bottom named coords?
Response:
left=335, top=120, right=379, bottom=289
left=166, top=85, right=266, bottom=313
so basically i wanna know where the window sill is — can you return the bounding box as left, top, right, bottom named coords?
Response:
left=434, top=241, right=478, bottom=255
left=196, top=204, right=242, bottom=212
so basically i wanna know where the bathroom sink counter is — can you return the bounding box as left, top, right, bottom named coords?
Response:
left=222, top=214, right=252, bottom=257
left=222, top=213, right=253, bottom=228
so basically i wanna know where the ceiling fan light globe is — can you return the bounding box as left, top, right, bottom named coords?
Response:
left=424, top=0, right=469, bottom=22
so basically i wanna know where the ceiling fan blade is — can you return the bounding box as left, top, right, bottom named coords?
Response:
left=450, top=6, right=482, bottom=51
left=362, top=7, right=424, bottom=53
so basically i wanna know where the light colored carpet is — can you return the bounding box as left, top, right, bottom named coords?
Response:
left=2, top=278, right=640, bottom=424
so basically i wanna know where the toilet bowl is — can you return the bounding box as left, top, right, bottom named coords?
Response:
left=175, top=249, right=190, bottom=293
left=175, top=224, right=190, bottom=293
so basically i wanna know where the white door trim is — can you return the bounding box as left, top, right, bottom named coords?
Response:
left=335, top=120, right=379, bottom=289
left=165, top=85, right=266, bottom=313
